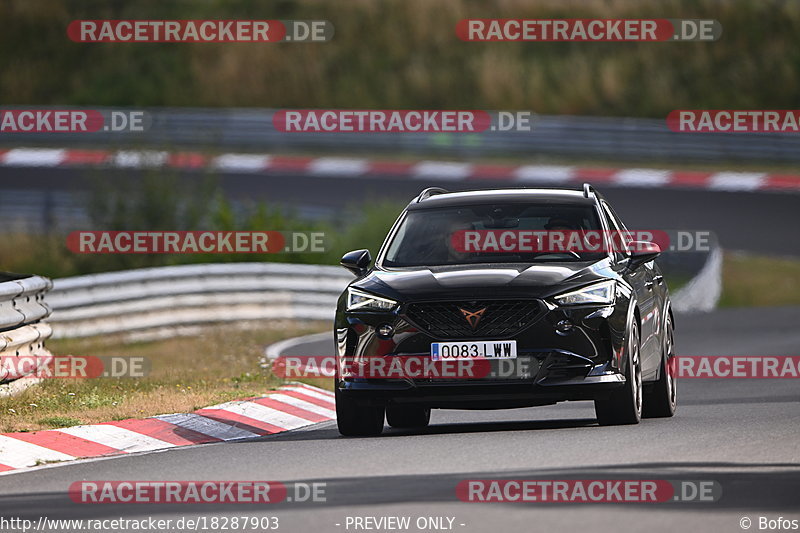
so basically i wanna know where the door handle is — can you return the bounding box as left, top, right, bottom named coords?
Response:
left=645, top=281, right=654, bottom=290
left=653, top=275, right=664, bottom=285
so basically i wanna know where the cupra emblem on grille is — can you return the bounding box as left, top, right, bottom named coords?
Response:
left=459, top=307, right=487, bottom=329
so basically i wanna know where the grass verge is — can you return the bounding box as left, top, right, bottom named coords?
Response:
left=720, top=252, right=800, bottom=308
left=0, top=321, right=330, bottom=433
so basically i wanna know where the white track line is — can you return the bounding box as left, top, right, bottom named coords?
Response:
left=112, top=150, right=168, bottom=168
left=2, top=148, right=66, bottom=167
left=708, top=172, right=767, bottom=191
left=308, top=158, right=369, bottom=176
left=613, top=168, right=672, bottom=187
left=513, top=165, right=575, bottom=183
left=266, top=393, right=336, bottom=418
left=0, top=435, right=75, bottom=468
left=55, top=425, right=176, bottom=453
left=212, top=153, right=271, bottom=172
left=207, top=400, right=315, bottom=430
left=412, top=161, right=473, bottom=180
left=280, top=385, right=336, bottom=402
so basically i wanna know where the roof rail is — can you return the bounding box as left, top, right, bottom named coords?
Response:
left=415, top=187, right=450, bottom=203
left=582, top=183, right=595, bottom=198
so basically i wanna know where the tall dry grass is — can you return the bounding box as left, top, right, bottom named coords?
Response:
left=0, top=0, right=797, bottom=116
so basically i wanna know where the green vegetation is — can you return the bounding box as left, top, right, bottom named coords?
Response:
left=0, top=0, right=797, bottom=117
left=719, top=252, right=800, bottom=308
left=36, top=416, right=83, bottom=428
left=0, top=323, right=328, bottom=432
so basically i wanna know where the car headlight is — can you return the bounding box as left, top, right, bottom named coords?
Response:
left=346, top=288, right=399, bottom=311
left=553, top=280, right=616, bottom=306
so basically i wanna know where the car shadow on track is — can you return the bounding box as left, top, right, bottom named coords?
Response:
left=248, top=416, right=600, bottom=443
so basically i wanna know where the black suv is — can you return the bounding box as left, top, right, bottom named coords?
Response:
left=334, top=185, right=676, bottom=436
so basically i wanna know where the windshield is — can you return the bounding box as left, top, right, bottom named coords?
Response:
left=383, top=203, right=607, bottom=267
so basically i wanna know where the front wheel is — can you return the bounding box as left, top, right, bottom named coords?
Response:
left=335, top=389, right=385, bottom=437
left=643, top=315, right=677, bottom=418
left=595, top=322, right=642, bottom=426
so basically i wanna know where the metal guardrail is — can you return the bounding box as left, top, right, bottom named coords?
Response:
left=1, top=107, right=798, bottom=163
left=48, top=263, right=351, bottom=339
left=0, top=274, right=53, bottom=387
left=47, top=251, right=720, bottom=340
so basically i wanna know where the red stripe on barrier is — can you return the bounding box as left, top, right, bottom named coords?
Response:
left=764, top=174, right=800, bottom=190
left=62, top=149, right=111, bottom=165
left=252, top=397, right=328, bottom=423
left=168, top=152, right=208, bottom=168
left=0, top=463, right=15, bottom=472
left=194, top=409, right=285, bottom=435
left=8, top=430, right=119, bottom=457
left=107, top=418, right=220, bottom=445
left=268, top=156, right=313, bottom=171
left=470, top=164, right=517, bottom=180
left=574, top=167, right=618, bottom=182
left=368, top=161, right=415, bottom=175
left=670, top=171, right=713, bottom=187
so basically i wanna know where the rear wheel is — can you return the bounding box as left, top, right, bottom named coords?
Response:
left=643, top=315, right=677, bottom=418
left=335, top=389, right=385, bottom=436
left=386, top=404, right=431, bottom=429
left=595, top=322, right=642, bottom=426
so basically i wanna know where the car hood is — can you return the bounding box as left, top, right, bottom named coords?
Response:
left=354, top=259, right=617, bottom=301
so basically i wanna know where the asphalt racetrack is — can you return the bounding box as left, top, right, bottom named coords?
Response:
left=1, top=166, right=798, bottom=256
left=0, top=306, right=797, bottom=533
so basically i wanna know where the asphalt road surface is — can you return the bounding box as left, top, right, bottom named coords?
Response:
left=0, top=306, right=798, bottom=533
left=1, top=167, right=798, bottom=256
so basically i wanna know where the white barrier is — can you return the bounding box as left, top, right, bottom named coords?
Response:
left=0, top=275, right=53, bottom=389
left=48, top=263, right=351, bottom=339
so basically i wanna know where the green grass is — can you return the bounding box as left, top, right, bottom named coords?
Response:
left=719, top=252, right=800, bottom=308
left=37, top=416, right=83, bottom=428
left=0, top=322, right=329, bottom=432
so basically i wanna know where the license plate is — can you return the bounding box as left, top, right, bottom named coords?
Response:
left=431, top=341, right=517, bottom=361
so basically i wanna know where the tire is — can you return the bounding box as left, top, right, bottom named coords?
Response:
left=386, top=404, right=431, bottom=429
left=643, top=314, right=677, bottom=418
left=335, top=389, right=385, bottom=436
left=595, top=322, right=642, bottom=426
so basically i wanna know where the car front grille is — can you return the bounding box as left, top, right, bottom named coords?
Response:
left=404, top=299, right=545, bottom=339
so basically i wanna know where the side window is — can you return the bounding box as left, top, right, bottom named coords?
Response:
left=604, top=201, right=630, bottom=233
left=601, top=201, right=629, bottom=261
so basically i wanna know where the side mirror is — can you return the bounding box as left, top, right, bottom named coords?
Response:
left=627, top=241, right=661, bottom=270
left=340, top=249, right=372, bottom=276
